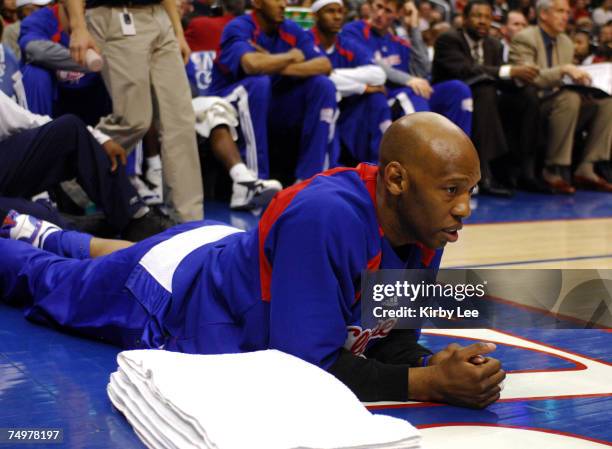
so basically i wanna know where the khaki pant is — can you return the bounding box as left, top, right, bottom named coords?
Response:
left=86, top=4, right=203, bottom=221
left=541, top=89, right=612, bottom=167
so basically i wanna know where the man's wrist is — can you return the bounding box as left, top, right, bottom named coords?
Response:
left=408, top=366, right=436, bottom=402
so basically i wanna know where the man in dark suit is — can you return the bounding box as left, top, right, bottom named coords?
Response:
left=433, top=0, right=546, bottom=195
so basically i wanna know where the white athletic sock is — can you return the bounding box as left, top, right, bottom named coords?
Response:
left=146, top=155, right=162, bottom=170
left=229, top=163, right=256, bottom=183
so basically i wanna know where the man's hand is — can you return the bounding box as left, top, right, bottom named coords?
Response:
left=510, top=64, right=540, bottom=83
left=70, top=27, right=100, bottom=67
left=407, top=77, right=433, bottom=99
left=411, top=342, right=505, bottom=409
left=364, top=85, right=386, bottom=94
left=427, top=343, right=487, bottom=366
left=563, top=64, right=592, bottom=86
left=287, top=48, right=305, bottom=64
left=177, top=34, right=191, bottom=64
left=103, top=140, right=128, bottom=172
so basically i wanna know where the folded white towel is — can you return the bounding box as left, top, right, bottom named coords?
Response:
left=108, top=349, right=420, bottom=449
left=192, top=96, right=239, bottom=140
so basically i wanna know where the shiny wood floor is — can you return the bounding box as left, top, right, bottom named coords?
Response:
left=441, top=218, right=612, bottom=269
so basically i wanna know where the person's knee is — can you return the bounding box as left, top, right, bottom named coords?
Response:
left=307, top=75, right=337, bottom=101
left=472, top=83, right=497, bottom=102
left=448, top=79, right=472, bottom=99
left=556, top=90, right=581, bottom=112
left=521, top=86, right=540, bottom=109
left=595, top=97, right=612, bottom=116
left=245, top=75, right=272, bottom=94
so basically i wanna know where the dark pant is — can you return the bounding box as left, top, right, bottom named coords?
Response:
left=499, top=85, right=541, bottom=179
left=0, top=114, right=142, bottom=231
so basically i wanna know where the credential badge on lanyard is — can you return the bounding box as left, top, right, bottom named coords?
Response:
left=119, top=7, right=136, bottom=36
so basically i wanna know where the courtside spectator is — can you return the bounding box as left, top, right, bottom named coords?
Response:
left=433, top=0, right=544, bottom=195
left=573, top=28, right=595, bottom=64
left=510, top=0, right=612, bottom=192
left=592, top=0, right=611, bottom=25
left=500, top=10, right=528, bottom=61
left=64, top=0, right=204, bottom=223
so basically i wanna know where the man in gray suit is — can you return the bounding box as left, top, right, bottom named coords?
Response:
left=510, top=0, right=612, bottom=193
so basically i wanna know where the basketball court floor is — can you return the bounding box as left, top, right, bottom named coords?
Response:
left=1, top=191, right=611, bottom=448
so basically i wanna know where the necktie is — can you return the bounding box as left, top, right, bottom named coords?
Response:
left=472, top=42, right=483, bottom=64
left=545, top=41, right=554, bottom=68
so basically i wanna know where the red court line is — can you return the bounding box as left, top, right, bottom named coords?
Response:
left=415, top=422, right=612, bottom=446
left=366, top=392, right=612, bottom=410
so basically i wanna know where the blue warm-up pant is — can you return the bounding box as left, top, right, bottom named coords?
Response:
left=387, top=80, right=473, bottom=136
left=208, top=75, right=338, bottom=180
left=337, top=92, right=391, bottom=164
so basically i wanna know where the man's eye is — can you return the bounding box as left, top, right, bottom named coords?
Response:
left=468, top=186, right=476, bottom=195
left=447, top=186, right=458, bottom=194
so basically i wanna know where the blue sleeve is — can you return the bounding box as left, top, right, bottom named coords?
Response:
left=340, top=21, right=366, bottom=46
left=347, top=38, right=375, bottom=66
left=0, top=45, right=18, bottom=97
left=402, top=45, right=412, bottom=72
left=292, top=24, right=323, bottom=60
left=18, top=9, right=56, bottom=51
left=216, top=18, right=256, bottom=78
left=265, top=197, right=371, bottom=370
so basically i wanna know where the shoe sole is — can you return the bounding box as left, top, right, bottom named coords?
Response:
left=231, top=188, right=280, bottom=211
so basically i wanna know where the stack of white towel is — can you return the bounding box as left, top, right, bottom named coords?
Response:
left=107, top=349, right=421, bottom=449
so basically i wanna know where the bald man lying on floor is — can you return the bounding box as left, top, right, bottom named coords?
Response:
left=0, top=113, right=505, bottom=408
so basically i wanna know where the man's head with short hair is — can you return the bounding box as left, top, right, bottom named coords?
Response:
left=537, top=0, right=570, bottom=36
left=377, top=112, right=480, bottom=249
left=463, top=0, right=493, bottom=39
left=501, top=10, right=527, bottom=41
left=223, top=0, right=245, bottom=16
left=368, top=0, right=404, bottom=34
left=312, top=0, right=345, bottom=35
left=252, top=0, right=287, bottom=27
left=572, top=29, right=591, bottom=58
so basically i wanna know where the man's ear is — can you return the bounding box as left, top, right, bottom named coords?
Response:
left=383, top=161, right=409, bottom=196
left=252, top=0, right=262, bottom=10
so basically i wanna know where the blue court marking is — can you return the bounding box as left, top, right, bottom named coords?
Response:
left=447, top=253, right=612, bottom=269
left=467, top=191, right=612, bottom=224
